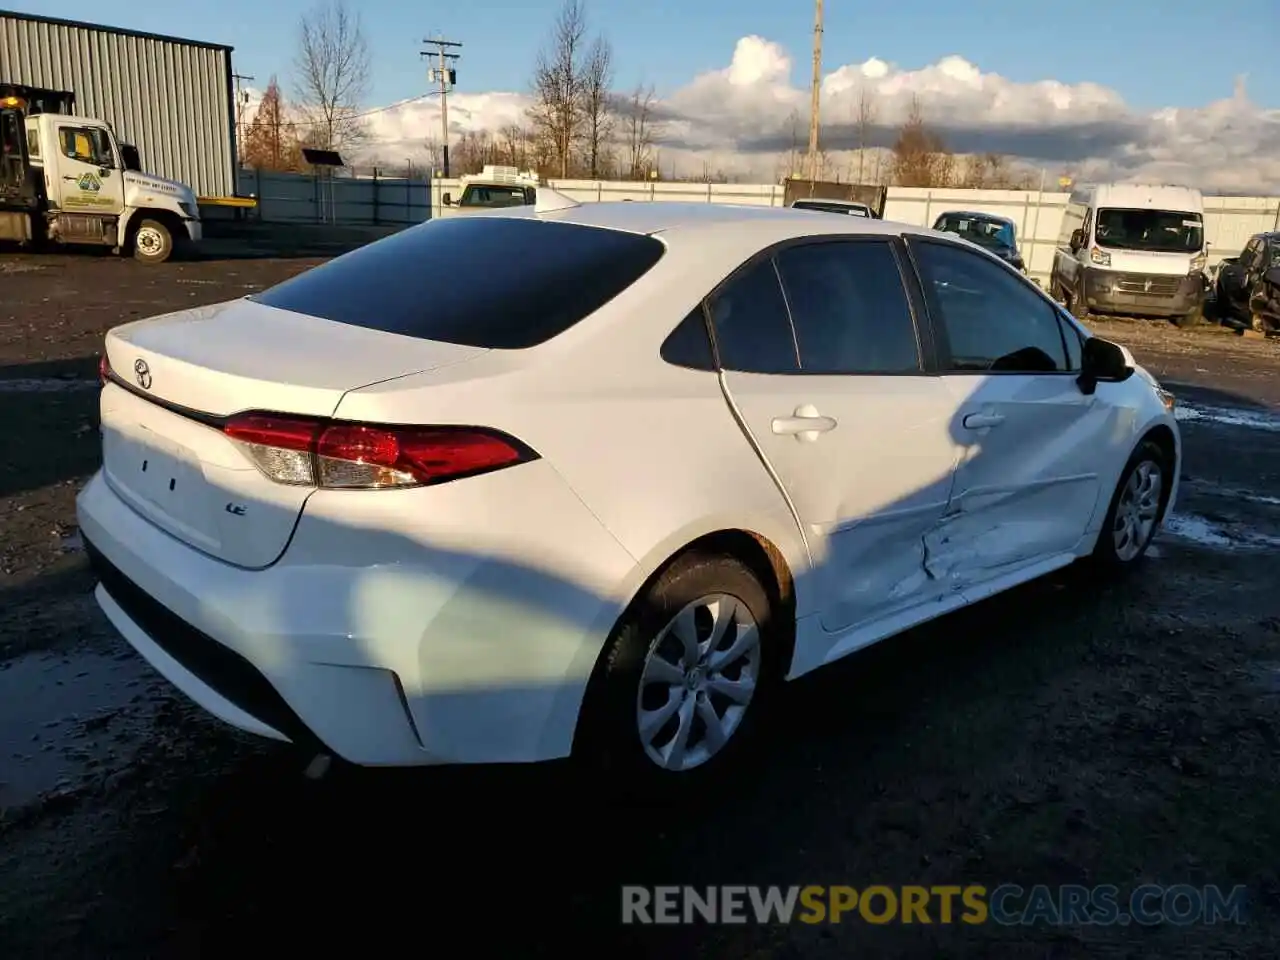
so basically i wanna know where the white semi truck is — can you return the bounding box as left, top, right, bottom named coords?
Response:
left=0, top=84, right=202, bottom=263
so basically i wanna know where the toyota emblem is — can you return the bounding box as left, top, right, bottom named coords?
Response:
left=134, top=358, right=152, bottom=390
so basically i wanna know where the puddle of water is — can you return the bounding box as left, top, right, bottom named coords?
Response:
left=0, top=648, right=165, bottom=812
left=0, top=378, right=99, bottom=394
left=1162, top=512, right=1280, bottom=551
left=1174, top=403, right=1280, bottom=432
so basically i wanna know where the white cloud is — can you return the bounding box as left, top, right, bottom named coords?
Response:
left=248, top=38, right=1280, bottom=193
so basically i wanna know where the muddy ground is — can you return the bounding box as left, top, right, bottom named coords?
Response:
left=1, top=252, right=1279, bottom=958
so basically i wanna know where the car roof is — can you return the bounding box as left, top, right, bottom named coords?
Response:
left=471, top=200, right=911, bottom=243
left=935, top=210, right=1015, bottom=226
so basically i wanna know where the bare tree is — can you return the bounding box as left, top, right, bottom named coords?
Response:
left=293, top=0, right=371, bottom=154
left=581, top=36, right=613, bottom=179
left=854, top=87, right=877, bottom=184
left=529, top=0, right=589, bottom=177
left=890, top=95, right=955, bottom=188
left=622, top=83, right=660, bottom=179
left=959, top=151, right=1034, bottom=190
left=785, top=109, right=802, bottom=178
left=421, top=135, right=442, bottom=174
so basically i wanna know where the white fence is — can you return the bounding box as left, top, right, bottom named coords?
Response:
left=428, top=178, right=1280, bottom=286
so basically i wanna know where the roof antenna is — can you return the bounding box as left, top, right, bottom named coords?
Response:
left=535, top=186, right=580, bottom=214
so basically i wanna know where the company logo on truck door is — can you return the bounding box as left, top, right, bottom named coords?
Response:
left=77, top=172, right=102, bottom=192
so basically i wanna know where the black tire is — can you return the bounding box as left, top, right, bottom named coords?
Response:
left=573, top=551, right=785, bottom=799
left=132, top=218, right=174, bottom=264
left=1068, top=277, right=1090, bottom=321
left=1088, top=439, right=1173, bottom=574
left=1173, top=306, right=1204, bottom=328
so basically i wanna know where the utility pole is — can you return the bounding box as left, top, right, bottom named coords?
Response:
left=807, top=0, right=823, bottom=185
left=421, top=36, right=461, bottom=176
left=232, top=72, right=254, bottom=166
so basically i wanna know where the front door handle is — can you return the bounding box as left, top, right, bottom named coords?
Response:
left=963, top=412, right=1006, bottom=430
left=772, top=404, right=837, bottom=442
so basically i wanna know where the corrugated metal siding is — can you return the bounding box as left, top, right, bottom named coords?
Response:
left=0, top=13, right=234, bottom=197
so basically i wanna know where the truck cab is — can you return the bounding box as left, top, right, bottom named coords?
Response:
left=0, top=86, right=201, bottom=263
left=439, top=165, right=539, bottom=217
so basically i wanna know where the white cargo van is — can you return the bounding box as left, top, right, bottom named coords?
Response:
left=1051, top=183, right=1208, bottom=326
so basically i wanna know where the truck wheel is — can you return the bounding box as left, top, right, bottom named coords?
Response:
left=1173, top=307, right=1204, bottom=328
left=1068, top=279, right=1090, bottom=321
left=132, top=219, right=173, bottom=264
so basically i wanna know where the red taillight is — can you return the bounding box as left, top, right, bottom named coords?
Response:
left=99, top=354, right=111, bottom=384
left=222, top=412, right=534, bottom=489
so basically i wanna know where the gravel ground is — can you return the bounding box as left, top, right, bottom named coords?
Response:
left=1, top=251, right=1279, bottom=958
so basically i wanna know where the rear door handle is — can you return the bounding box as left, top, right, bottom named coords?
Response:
left=772, top=404, right=837, bottom=441
left=963, top=413, right=1006, bottom=430
left=62, top=175, right=80, bottom=181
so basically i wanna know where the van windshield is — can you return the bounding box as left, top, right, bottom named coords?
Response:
left=1095, top=208, right=1202, bottom=253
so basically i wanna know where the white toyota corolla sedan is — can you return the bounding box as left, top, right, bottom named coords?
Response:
left=77, top=192, right=1180, bottom=790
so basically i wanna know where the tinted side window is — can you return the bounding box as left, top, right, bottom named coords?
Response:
left=251, top=217, right=665, bottom=349
left=774, top=241, right=920, bottom=374
left=708, top=259, right=798, bottom=374
left=1059, top=315, right=1084, bottom=371
left=661, top=306, right=715, bottom=370
left=912, top=241, right=1069, bottom=373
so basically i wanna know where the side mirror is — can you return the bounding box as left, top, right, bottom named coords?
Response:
left=1070, top=229, right=1084, bottom=252
left=1077, top=336, right=1133, bottom=395
left=442, top=192, right=452, bottom=206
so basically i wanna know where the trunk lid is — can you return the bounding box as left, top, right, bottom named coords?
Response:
left=100, top=298, right=487, bottom=568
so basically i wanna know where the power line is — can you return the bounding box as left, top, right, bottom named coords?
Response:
left=421, top=35, right=461, bottom=176
left=240, top=92, right=436, bottom=127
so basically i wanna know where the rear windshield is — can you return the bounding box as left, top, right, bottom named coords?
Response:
left=250, top=216, right=665, bottom=349
left=794, top=201, right=866, bottom=215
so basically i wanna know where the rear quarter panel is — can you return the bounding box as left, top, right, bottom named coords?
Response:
left=332, top=230, right=814, bottom=617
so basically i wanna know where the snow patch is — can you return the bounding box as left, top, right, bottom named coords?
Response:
left=1174, top=403, right=1280, bottom=433
left=1162, top=513, right=1280, bottom=551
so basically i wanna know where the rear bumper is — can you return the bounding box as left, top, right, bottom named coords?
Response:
left=75, top=462, right=636, bottom=766
left=1083, top=268, right=1205, bottom=318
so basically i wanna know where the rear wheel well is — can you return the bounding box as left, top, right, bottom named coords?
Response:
left=602, top=529, right=797, bottom=679
left=638, top=530, right=797, bottom=667
left=571, top=528, right=798, bottom=762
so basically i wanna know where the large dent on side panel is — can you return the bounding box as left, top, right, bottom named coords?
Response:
left=922, top=483, right=1099, bottom=583
left=816, top=517, right=941, bottom=633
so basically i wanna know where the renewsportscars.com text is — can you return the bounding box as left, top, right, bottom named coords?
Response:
left=621, top=884, right=1248, bottom=926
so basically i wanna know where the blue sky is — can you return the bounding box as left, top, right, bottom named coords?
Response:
left=16, top=0, right=1280, bottom=110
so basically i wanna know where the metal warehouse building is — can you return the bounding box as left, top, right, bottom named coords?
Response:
left=0, top=10, right=236, bottom=198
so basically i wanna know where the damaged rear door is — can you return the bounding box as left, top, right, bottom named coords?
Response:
left=905, top=237, right=1117, bottom=590
left=711, top=236, right=960, bottom=639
